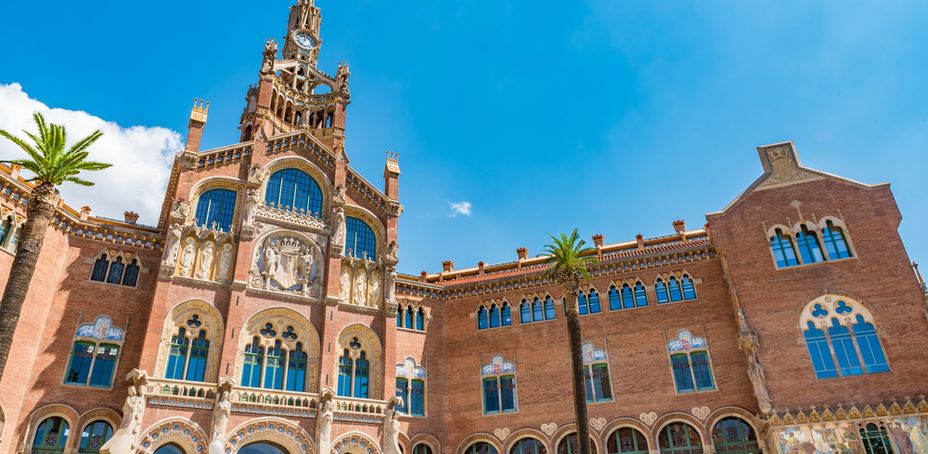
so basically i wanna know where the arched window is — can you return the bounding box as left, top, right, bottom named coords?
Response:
left=621, top=284, right=635, bottom=309
left=89, top=252, right=140, bottom=287
left=821, top=220, right=853, bottom=259
left=406, top=306, right=414, bottom=329
left=532, top=297, right=544, bottom=321
left=711, top=417, right=758, bottom=454
left=558, top=433, right=598, bottom=454
left=659, top=423, right=703, bottom=454
left=520, top=299, right=531, bottom=324
left=801, top=297, right=889, bottom=379
left=501, top=302, right=512, bottom=326
left=490, top=304, right=501, bottom=328
left=681, top=275, right=697, bottom=300
left=65, top=316, right=124, bottom=388
left=634, top=282, right=649, bottom=307
left=544, top=296, right=556, bottom=320
left=668, top=277, right=683, bottom=302
left=511, top=438, right=546, bottom=454
left=477, top=306, right=488, bottom=330
left=153, top=443, right=186, bottom=454
left=656, top=279, right=669, bottom=304
left=239, top=324, right=308, bottom=392
left=345, top=216, right=377, bottom=260
left=859, top=423, right=893, bottom=454
left=195, top=188, right=237, bottom=231
left=32, top=417, right=70, bottom=453
left=481, top=355, right=517, bottom=415
left=395, top=357, right=426, bottom=416
left=122, top=258, right=140, bottom=287
left=79, top=420, right=114, bottom=453
left=0, top=215, right=12, bottom=246
left=770, top=228, right=799, bottom=268
left=413, top=444, right=433, bottom=454
left=241, top=336, right=265, bottom=388
left=667, top=330, right=715, bottom=393
left=396, top=307, right=404, bottom=328
left=588, top=289, right=602, bottom=314
left=795, top=225, right=824, bottom=264
left=465, top=442, right=499, bottom=454
left=337, top=337, right=371, bottom=398
left=90, top=254, right=109, bottom=282
left=522, top=297, right=554, bottom=324
left=240, top=442, right=288, bottom=454
left=264, top=169, right=324, bottom=217
left=578, top=291, right=589, bottom=315
left=582, top=343, right=613, bottom=402
left=608, top=286, right=621, bottom=311
left=416, top=308, right=425, bottom=330
left=607, top=427, right=649, bottom=454
left=286, top=343, right=307, bottom=391
left=105, top=257, right=125, bottom=284
left=166, top=314, right=210, bottom=383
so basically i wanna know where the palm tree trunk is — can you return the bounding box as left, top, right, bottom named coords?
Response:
left=0, top=183, right=59, bottom=379
left=565, top=287, right=592, bottom=454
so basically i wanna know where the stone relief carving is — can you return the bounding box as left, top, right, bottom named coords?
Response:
left=180, top=238, right=196, bottom=277
left=251, top=232, right=324, bottom=298
left=243, top=188, right=259, bottom=228
left=169, top=200, right=189, bottom=222
left=737, top=308, right=774, bottom=414
left=208, top=385, right=232, bottom=454
left=336, top=62, right=351, bottom=98
left=370, top=270, right=382, bottom=307
left=639, top=412, right=658, bottom=426
left=540, top=423, right=558, bottom=437
left=100, top=371, right=148, bottom=454
left=759, top=144, right=817, bottom=188
left=353, top=269, right=368, bottom=306
left=261, top=39, right=278, bottom=75
left=248, top=164, right=265, bottom=187
left=383, top=397, right=402, bottom=454
left=217, top=244, right=233, bottom=284
left=196, top=241, right=215, bottom=280
left=331, top=206, right=346, bottom=255
left=161, top=222, right=184, bottom=269
left=494, top=428, right=511, bottom=441
left=590, top=417, right=607, bottom=431
left=691, top=406, right=710, bottom=421
left=384, top=266, right=397, bottom=306
left=317, top=390, right=335, bottom=454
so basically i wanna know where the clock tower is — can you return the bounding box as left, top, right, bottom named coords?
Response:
left=283, top=0, right=323, bottom=66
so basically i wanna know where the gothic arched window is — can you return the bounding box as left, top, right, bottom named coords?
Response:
left=681, top=275, right=697, bottom=300
left=582, top=343, right=613, bottom=402
left=413, top=444, right=434, bottom=454
left=240, top=324, right=308, bottom=392
left=659, top=423, right=703, bottom=454
left=64, top=316, right=124, bottom=388
left=241, top=336, right=265, bottom=388
left=482, top=355, right=517, bottom=415
left=345, top=216, right=377, bottom=260
left=286, top=343, right=308, bottom=392
left=821, top=220, right=853, bottom=259
left=656, top=279, right=669, bottom=304
left=264, top=168, right=324, bottom=217
left=0, top=215, right=12, bottom=246
left=337, top=337, right=372, bottom=398
left=395, top=358, right=426, bottom=416
left=122, top=258, right=140, bottom=287
left=795, top=225, right=824, bottom=264
left=520, top=299, right=531, bottom=324
left=859, top=423, right=893, bottom=454
left=668, top=277, right=683, bottom=302
left=770, top=228, right=799, bottom=268
left=608, top=286, right=621, bottom=311
left=634, top=282, right=649, bottom=307
left=578, top=291, right=589, bottom=315
left=195, top=188, right=237, bottom=232
left=801, top=297, right=889, bottom=378
left=396, top=307, right=404, bottom=328
left=711, top=417, right=758, bottom=454
left=621, top=284, right=635, bottom=309
left=406, top=306, right=414, bottom=329
left=33, top=417, right=70, bottom=453
left=79, top=420, right=114, bottom=454
left=545, top=296, right=556, bottom=320
left=416, top=307, right=425, bottom=330
left=90, top=254, right=109, bottom=282
left=588, top=289, right=602, bottom=314
left=607, top=428, right=649, bottom=454
left=477, top=306, right=488, bottom=330
left=667, top=330, right=715, bottom=393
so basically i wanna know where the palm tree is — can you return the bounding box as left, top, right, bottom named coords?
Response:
left=544, top=229, right=598, bottom=454
left=0, top=112, right=110, bottom=378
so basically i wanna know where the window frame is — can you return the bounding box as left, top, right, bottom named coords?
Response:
left=63, top=316, right=125, bottom=390
left=667, top=330, right=717, bottom=394
left=481, top=355, right=518, bottom=415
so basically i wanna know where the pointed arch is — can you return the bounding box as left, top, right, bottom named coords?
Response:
left=226, top=417, right=315, bottom=453
left=155, top=299, right=225, bottom=383
left=336, top=323, right=384, bottom=399
left=234, top=306, right=322, bottom=392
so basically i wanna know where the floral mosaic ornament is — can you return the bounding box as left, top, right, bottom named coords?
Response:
left=482, top=355, right=515, bottom=376
left=75, top=315, right=125, bottom=341
left=582, top=342, right=608, bottom=363
left=396, top=357, right=427, bottom=379
left=667, top=329, right=707, bottom=353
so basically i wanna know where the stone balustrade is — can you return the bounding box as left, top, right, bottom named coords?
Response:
left=231, top=387, right=319, bottom=418
left=144, top=378, right=216, bottom=410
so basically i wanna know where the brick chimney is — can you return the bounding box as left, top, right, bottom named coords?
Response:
left=419, top=271, right=428, bottom=282
left=516, top=247, right=528, bottom=260
left=636, top=233, right=645, bottom=250
left=124, top=211, right=139, bottom=224
left=442, top=260, right=454, bottom=272
left=478, top=261, right=486, bottom=275
left=673, top=219, right=687, bottom=241
left=592, top=234, right=604, bottom=248
left=185, top=98, right=209, bottom=153
left=80, top=206, right=91, bottom=221
left=9, top=164, right=22, bottom=179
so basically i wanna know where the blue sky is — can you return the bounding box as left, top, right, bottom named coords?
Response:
left=0, top=0, right=926, bottom=274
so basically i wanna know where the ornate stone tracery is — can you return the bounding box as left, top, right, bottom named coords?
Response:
left=232, top=307, right=322, bottom=392
left=249, top=230, right=325, bottom=299
left=340, top=256, right=385, bottom=309
left=154, top=299, right=225, bottom=383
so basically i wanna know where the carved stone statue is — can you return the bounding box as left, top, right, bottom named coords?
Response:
left=162, top=223, right=184, bottom=266
left=170, top=200, right=189, bottom=222
left=262, top=243, right=280, bottom=288
left=217, top=244, right=233, bottom=283
left=336, top=62, right=351, bottom=98
left=332, top=207, right=346, bottom=247
left=386, top=240, right=399, bottom=264
left=243, top=188, right=259, bottom=227
left=197, top=241, right=215, bottom=280
left=383, top=398, right=402, bottom=454
left=248, top=164, right=265, bottom=186
left=208, top=390, right=232, bottom=454
left=384, top=267, right=397, bottom=305
left=316, top=392, right=335, bottom=454
left=332, top=184, right=346, bottom=206
left=736, top=309, right=773, bottom=414
left=100, top=385, right=146, bottom=454
left=180, top=238, right=196, bottom=277
left=370, top=270, right=382, bottom=308
left=340, top=266, right=352, bottom=303
left=261, top=39, right=278, bottom=74
left=299, top=249, right=315, bottom=296
left=353, top=269, right=367, bottom=306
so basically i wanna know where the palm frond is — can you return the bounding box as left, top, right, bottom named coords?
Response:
left=542, top=228, right=597, bottom=286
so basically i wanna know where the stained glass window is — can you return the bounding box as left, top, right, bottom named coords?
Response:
left=607, top=428, right=649, bottom=454
left=79, top=420, right=113, bottom=454
left=511, top=438, right=546, bottom=454
left=33, top=417, right=70, bottom=452
left=195, top=188, right=237, bottom=231
left=770, top=229, right=799, bottom=268
left=465, top=443, right=499, bottom=454
left=264, top=168, right=324, bottom=216
left=558, top=433, right=598, bottom=454
left=712, top=417, right=758, bottom=454
left=659, top=422, right=703, bottom=454
left=346, top=216, right=377, bottom=260
left=796, top=225, right=824, bottom=264
left=821, top=221, right=853, bottom=259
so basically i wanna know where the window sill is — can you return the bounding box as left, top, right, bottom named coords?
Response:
left=775, top=256, right=858, bottom=271
left=587, top=398, right=614, bottom=406
left=397, top=327, right=427, bottom=334
left=60, top=382, right=114, bottom=392
left=483, top=409, right=519, bottom=417
left=87, top=279, right=138, bottom=290
left=476, top=324, right=514, bottom=333
left=518, top=318, right=557, bottom=326
left=673, top=387, right=718, bottom=396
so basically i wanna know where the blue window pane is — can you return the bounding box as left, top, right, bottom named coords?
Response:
left=545, top=297, right=556, bottom=320
left=592, top=363, right=612, bottom=401
left=852, top=315, right=889, bottom=373
left=483, top=378, right=499, bottom=414
left=286, top=344, right=307, bottom=392
left=634, top=283, right=649, bottom=307
left=122, top=259, right=140, bottom=287
left=90, top=255, right=108, bottom=282
left=622, top=285, right=635, bottom=309
left=520, top=301, right=531, bottom=324
left=578, top=292, right=588, bottom=315
left=337, top=350, right=353, bottom=396
left=588, top=290, right=602, bottom=314
left=411, top=380, right=425, bottom=416
left=770, top=230, right=800, bottom=268
left=584, top=367, right=594, bottom=402
left=477, top=307, right=488, bottom=330
left=166, top=330, right=189, bottom=380
left=33, top=417, right=69, bottom=449
left=264, top=169, right=323, bottom=216
left=406, top=307, right=414, bottom=329
left=65, top=341, right=94, bottom=385
left=828, top=318, right=863, bottom=376
left=668, top=277, right=683, bottom=302
left=80, top=420, right=113, bottom=452
left=195, top=188, right=237, bottom=231
left=396, top=378, right=408, bottom=413
left=396, top=308, right=404, bottom=328
left=796, top=227, right=824, bottom=264
left=501, top=303, right=512, bottom=326
left=355, top=353, right=370, bottom=398
left=105, top=258, right=124, bottom=284
left=416, top=308, right=425, bottom=330
left=681, top=276, right=697, bottom=300
left=671, top=354, right=695, bottom=392
left=264, top=342, right=285, bottom=390
left=242, top=338, right=264, bottom=387
left=89, top=344, right=119, bottom=387
left=532, top=299, right=543, bottom=321
left=608, top=287, right=621, bottom=311
left=489, top=305, right=500, bottom=328
left=803, top=322, right=838, bottom=379
left=822, top=222, right=853, bottom=259
left=690, top=351, right=714, bottom=390
left=186, top=332, right=208, bottom=382
left=656, top=280, right=669, bottom=304
left=500, top=376, right=516, bottom=412
left=346, top=216, right=377, bottom=260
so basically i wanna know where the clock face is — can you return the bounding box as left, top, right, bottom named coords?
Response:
left=293, top=32, right=317, bottom=50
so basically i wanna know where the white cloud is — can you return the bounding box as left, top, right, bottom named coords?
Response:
left=448, top=201, right=472, bottom=217
left=0, top=83, right=181, bottom=226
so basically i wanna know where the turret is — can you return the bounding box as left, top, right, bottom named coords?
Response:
left=185, top=98, right=209, bottom=153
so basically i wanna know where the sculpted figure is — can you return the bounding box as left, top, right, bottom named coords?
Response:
left=180, top=238, right=196, bottom=277
left=208, top=391, right=232, bottom=454
left=263, top=243, right=279, bottom=275
left=243, top=188, right=259, bottom=226
left=100, top=386, right=146, bottom=454
left=162, top=223, right=183, bottom=266
left=332, top=207, right=346, bottom=247
left=332, top=184, right=346, bottom=206
left=248, top=164, right=265, bottom=186
left=736, top=309, right=773, bottom=413
left=217, top=244, right=233, bottom=283
left=336, top=62, right=351, bottom=98
left=316, top=394, right=334, bottom=454
left=386, top=240, right=399, bottom=264
left=353, top=269, right=367, bottom=306
left=197, top=241, right=215, bottom=280
left=383, top=399, right=402, bottom=454
left=340, top=267, right=352, bottom=303
left=261, top=39, right=278, bottom=74
left=170, top=200, right=189, bottom=222
left=370, top=270, right=382, bottom=308
left=384, top=267, right=397, bottom=305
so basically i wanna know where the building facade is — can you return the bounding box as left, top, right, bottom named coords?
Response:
left=0, top=1, right=927, bottom=454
